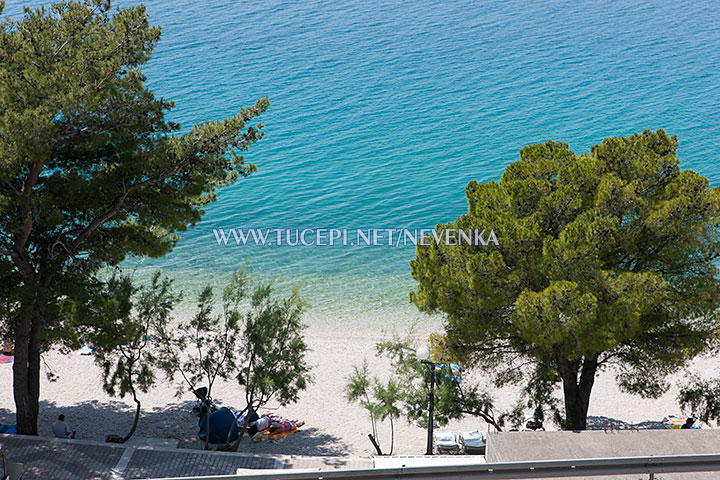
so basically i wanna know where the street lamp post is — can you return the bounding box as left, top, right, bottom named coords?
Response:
left=416, top=346, right=435, bottom=456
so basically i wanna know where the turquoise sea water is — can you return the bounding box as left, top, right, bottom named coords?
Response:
left=4, top=0, right=720, bottom=319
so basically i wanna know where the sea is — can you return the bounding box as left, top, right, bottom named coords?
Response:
left=4, top=0, right=720, bottom=324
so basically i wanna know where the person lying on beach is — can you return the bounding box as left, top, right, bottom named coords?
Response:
left=247, top=414, right=272, bottom=436
left=247, top=414, right=304, bottom=436
left=268, top=419, right=304, bottom=435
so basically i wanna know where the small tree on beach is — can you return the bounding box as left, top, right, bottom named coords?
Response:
left=154, top=270, right=312, bottom=451
left=0, top=0, right=268, bottom=434
left=345, top=361, right=402, bottom=455
left=376, top=337, right=503, bottom=431
left=228, top=280, right=312, bottom=449
left=678, top=377, right=720, bottom=426
left=347, top=337, right=503, bottom=455
left=411, top=130, right=720, bottom=430
left=153, top=278, right=241, bottom=450
left=86, top=272, right=178, bottom=443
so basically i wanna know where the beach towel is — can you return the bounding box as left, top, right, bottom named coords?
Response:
left=253, top=426, right=301, bottom=441
left=0, top=354, right=13, bottom=364
left=250, top=416, right=302, bottom=441
left=662, top=415, right=700, bottom=429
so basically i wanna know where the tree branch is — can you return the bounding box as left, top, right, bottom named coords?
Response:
left=4, top=181, right=21, bottom=197
left=15, top=158, right=44, bottom=253
left=52, top=2, right=103, bottom=58
left=68, top=189, right=129, bottom=254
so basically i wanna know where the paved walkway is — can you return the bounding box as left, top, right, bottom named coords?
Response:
left=0, top=434, right=372, bottom=480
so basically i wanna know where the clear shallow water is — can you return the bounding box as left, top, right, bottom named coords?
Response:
left=4, top=0, right=720, bottom=318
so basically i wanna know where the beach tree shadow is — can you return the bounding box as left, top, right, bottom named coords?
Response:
left=1, top=399, right=202, bottom=444
left=0, top=401, right=351, bottom=456
left=232, top=427, right=349, bottom=457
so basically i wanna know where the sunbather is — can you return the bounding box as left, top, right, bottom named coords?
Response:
left=247, top=414, right=272, bottom=436
left=247, top=414, right=304, bottom=436
left=268, top=419, right=304, bottom=434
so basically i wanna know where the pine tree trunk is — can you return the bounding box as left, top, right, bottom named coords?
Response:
left=13, top=314, right=41, bottom=435
left=556, top=352, right=598, bottom=430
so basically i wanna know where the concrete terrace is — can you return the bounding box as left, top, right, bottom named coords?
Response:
left=0, top=434, right=373, bottom=480
left=486, top=429, right=720, bottom=480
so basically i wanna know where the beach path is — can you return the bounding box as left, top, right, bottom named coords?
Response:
left=0, top=434, right=372, bottom=479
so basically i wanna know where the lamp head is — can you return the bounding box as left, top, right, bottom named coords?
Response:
left=416, top=346, right=430, bottom=361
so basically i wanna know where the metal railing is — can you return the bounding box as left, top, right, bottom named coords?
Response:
left=148, top=453, right=720, bottom=480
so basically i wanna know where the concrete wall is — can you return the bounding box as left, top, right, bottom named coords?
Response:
left=486, top=429, right=720, bottom=463
left=486, top=429, right=720, bottom=480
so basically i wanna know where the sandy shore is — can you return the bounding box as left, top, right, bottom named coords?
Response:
left=0, top=317, right=715, bottom=457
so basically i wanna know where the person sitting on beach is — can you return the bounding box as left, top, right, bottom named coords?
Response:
left=52, top=414, right=75, bottom=439
left=681, top=417, right=695, bottom=429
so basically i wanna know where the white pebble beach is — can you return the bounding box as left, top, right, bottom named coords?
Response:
left=0, top=315, right=714, bottom=457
